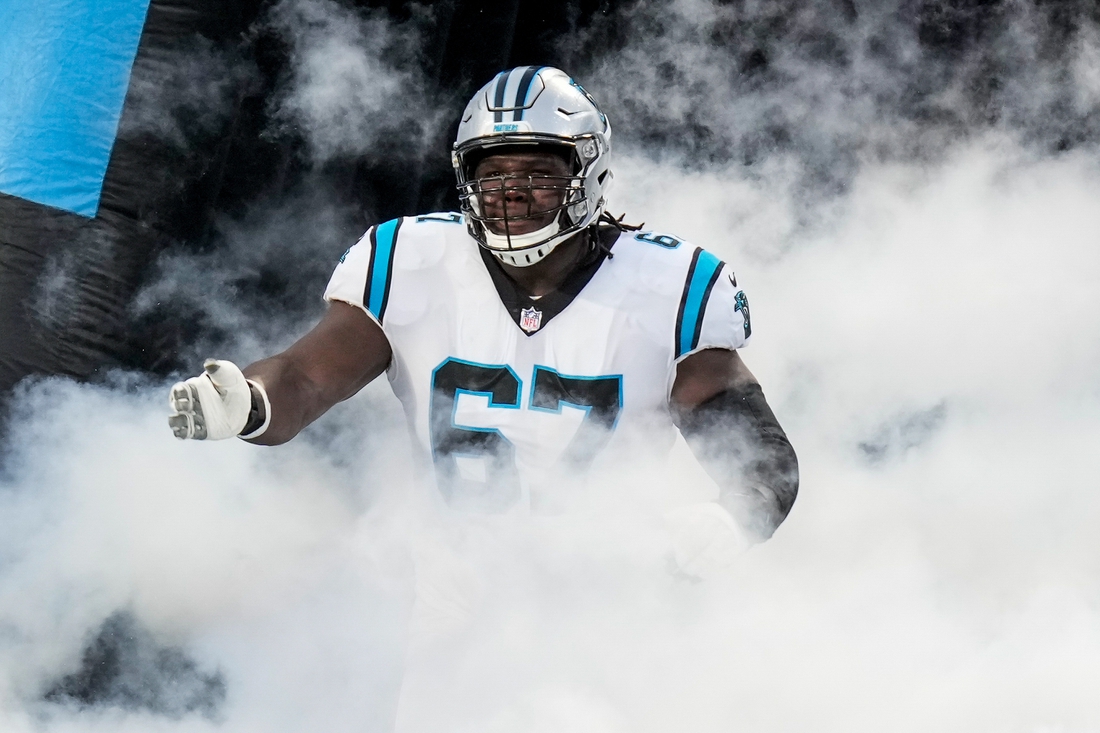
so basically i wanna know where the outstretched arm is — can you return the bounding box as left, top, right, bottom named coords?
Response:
left=241, top=302, right=392, bottom=445
left=169, top=301, right=391, bottom=445
left=670, top=348, right=798, bottom=542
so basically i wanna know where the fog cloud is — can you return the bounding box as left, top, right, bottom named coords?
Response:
left=266, top=0, right=440, bottom=164
left=3, top=0, right=1100, bottom=731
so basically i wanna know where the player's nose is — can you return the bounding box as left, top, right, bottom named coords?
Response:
left=503, top=185, right=529, bottom=202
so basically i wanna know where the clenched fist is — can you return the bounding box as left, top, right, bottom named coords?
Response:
left=168, top=359, right=252, bottom=440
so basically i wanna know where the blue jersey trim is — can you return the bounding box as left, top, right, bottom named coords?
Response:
left=365, top=218, right=401, bottom=321
left=414, top=212, right=463, bottom=224
left=676, top=248, right=725, bottom=358
left=0, top=0, right=152, bottom=216
left=447, top=384, right=521, bottom=458
left=429, top=357, right=522, bottom=461
left=528, top=365, right=625, bottom=430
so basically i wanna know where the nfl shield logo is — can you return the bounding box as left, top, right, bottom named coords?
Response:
left=519, top=306, right=543, bottom=333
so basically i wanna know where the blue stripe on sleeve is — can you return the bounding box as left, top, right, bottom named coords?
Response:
left=678, top=250, right=723, bottom=357
left=367, top=218, right=399, bottom=319
left=0, top=0, right=152, bottom=216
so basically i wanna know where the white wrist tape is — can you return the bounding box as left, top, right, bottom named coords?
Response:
left=239, top=379, right=272, bottom=440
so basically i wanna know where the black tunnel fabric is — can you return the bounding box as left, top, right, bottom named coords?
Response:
left=0, top=0, right=614, bottom=402
left=0, top=0, right=259, bottom=395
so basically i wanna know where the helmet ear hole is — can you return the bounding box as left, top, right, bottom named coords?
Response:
left=597, top=170, right=609, bottom=185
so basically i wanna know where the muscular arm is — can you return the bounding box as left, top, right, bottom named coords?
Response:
left=670, top=349, right=799, bottom=541
left=241, top=301, right=392, bottom=445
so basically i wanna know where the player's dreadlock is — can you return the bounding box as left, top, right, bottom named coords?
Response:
left=598, top=210, right=643, bottom=231
left=589, top=211, right=643, bottom=260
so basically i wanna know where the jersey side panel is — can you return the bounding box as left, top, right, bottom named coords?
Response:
left=378, top=213, right=520, bottom=457
left=389, top=215, right=530, bottom=509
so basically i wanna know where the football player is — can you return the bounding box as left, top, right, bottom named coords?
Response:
left=169, top=67, right=798, bottom=574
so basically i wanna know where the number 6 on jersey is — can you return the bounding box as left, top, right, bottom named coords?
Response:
left=430, top=358, right=623, bottom=508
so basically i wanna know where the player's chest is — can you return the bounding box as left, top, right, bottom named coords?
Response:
left=391, top=275, right=672, bottom=394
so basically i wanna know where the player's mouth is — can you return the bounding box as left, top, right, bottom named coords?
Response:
left=479, top=190, right=564, bottom=236
left=483, top=207, right=559, bottom=236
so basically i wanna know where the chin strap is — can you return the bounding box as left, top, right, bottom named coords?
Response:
left=484, top=210, right=643, bottom=268
left=486, top=219, right=572, bottom=267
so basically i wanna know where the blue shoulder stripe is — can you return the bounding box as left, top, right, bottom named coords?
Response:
left=364, top=218, right=402, bottom=322
left=675, top=248, right=725, bottom=358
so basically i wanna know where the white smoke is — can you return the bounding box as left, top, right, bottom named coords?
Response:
left=135, top=0, right=445, bottom=370
left=1073, top=23, right=1100, bottom=113
left=135, top=187, right=360, bottom=369
left=266, top=0, right=441, bottom=163
left=0, top=375, right=413, bottom=732
left=4, top=0, right=1100, bottom=731
left=117, top=35, right=247, bottom=151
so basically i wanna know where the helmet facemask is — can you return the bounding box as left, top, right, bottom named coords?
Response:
left=456, top=137, right=607, bottom=267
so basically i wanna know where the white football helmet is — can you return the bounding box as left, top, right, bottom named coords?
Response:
left=453, top=67, right=613, bottom=267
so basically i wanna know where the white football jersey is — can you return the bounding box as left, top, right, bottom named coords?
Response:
left=324, top=213, right=751, bottom=511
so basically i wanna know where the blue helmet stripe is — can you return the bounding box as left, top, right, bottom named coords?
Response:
left=512, top=66, right=543, bottom=121
left=676, top=248, right=725, bottom=358
left=492, top=69, right=511, bottom=123
left=365, top=218, right=402, bottom=321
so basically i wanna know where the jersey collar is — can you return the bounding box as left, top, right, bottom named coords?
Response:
left=478, top=227, right=617, bottom=336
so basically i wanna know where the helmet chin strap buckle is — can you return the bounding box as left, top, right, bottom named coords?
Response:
left=493, top=245, right=551, bottom=267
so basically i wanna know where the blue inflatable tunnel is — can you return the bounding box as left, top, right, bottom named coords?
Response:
left=0, top=0, right=255, bottom=396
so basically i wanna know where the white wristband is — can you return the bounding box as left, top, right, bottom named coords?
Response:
left=239, top=379, right=272, bottom=440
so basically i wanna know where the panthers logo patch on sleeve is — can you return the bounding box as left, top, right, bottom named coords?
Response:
left=735, top=290, right=751, bottom=338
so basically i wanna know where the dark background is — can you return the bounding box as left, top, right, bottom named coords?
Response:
left=1, top=0, right=1096, bottom=403
left=2, top=0, right=1098, bottom=715
left=0, top=0, right=629, bottom=402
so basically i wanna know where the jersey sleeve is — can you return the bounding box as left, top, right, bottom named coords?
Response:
left=674, top=247, right=751, bottom=360
left=322, top=217, right=403, bottom=327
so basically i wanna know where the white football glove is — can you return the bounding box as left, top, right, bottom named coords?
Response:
left=168, top=359, right=252, bottom=440
left=664, top=502, right=752, bottom=580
